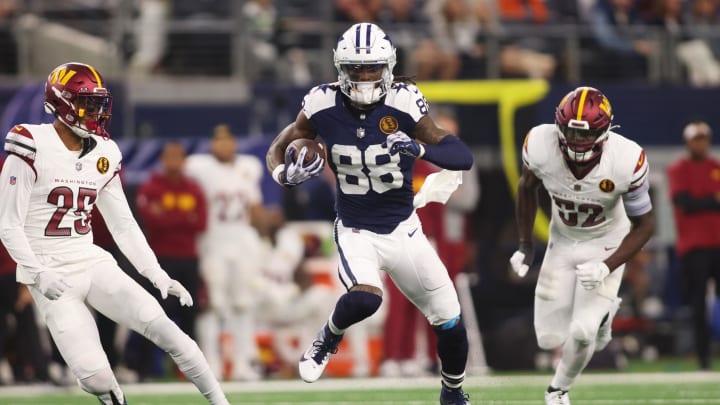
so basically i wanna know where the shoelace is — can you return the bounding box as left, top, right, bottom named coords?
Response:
left=310, top=335, right=340, bottom=363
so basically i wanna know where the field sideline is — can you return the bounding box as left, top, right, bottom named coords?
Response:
left=1, top=372, right=719, bottom=404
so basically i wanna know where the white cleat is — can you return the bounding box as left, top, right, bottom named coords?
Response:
left=298, top=325, right=343, bottom=383
left=545, top=389, right=571, bottom=405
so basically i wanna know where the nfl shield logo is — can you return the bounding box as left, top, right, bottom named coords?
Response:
left=9, top=176, right=16, bottom=185
left=356, top=128, right=365, bottom=138
left=75, top=161, right=83, bottom=171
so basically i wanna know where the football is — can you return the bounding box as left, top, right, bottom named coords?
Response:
left=288, top=138, right=326, bottom=165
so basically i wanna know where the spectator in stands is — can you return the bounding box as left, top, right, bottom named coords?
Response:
left=686, top=0, right=720, bottom=56
left=241, top=0, right=280, bottom=81
left=128, top=0, right=169, bottom=76
left=676, top=0, right=720, bottom=86
left=0, top=155, right=48, bottom=384
left=495, top=0, right=558, bottom=79
left=425, top=0, right=485, bottom=79
left=587, top=0, right=656, bottom=80
left=185, top=124, right=266, bottom=381
left=668, top=120, right=720, bottom=370
left=133, top=141, right=207, bottom=380
left=0, top=0, right=16, bottom=74
left=334, top=0, right=383, bottom=24
left=379, top=0, right=460, bottom=80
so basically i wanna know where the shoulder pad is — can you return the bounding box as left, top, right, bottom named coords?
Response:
left=4, top=125, right=36, bottom=161
left=385, top=83, right=427, bottom=123
left=302, top=84, right=338, bottom=118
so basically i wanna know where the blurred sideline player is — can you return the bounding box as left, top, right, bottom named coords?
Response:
left=510, top=86, right=655, bottom=405
left=0, top=62, right=230, bottom=405
left=185, top=124, right=265, bottom=381
left=134, top=141, right=207, bottom=379
left=266, top=23, right=474, bottom=405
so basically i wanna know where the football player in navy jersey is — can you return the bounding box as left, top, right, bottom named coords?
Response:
left=266, top=23, right=474, bottom=405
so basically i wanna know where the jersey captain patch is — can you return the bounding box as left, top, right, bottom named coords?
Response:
left=379, top=116, right=399, bottom=134
left=599, top=179, right=615, bottom=193
left=96, top=157, right=110, bottom=174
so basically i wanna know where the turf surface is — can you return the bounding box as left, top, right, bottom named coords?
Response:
left=2, top=372, right=719, bottom=404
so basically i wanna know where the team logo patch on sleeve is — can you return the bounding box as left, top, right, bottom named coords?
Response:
left=379, top=116, right=399, bottom=134
left=96, top=157, right=109, bottom=174
left=599, top=179, right=615, bottom=193
left=633, top=150, right=646, bottom=173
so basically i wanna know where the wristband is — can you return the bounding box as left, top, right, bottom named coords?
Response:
left=272, top=164, right=286, bottom=186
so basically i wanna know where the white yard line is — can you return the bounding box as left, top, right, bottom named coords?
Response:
left=0, top=372, right=718, bottom=397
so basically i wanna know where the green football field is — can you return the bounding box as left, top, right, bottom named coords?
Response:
left=1, top=372, right=719, bottom=405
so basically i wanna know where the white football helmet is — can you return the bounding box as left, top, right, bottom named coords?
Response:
left=333, top=23, right=396, bottom=105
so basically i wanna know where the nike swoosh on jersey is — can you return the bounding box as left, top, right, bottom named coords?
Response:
left=408, top=228, right=417, bottom=237
left=604, top=246, right=617, bottom=251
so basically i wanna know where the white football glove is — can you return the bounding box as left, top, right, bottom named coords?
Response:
left=385, top=131, right=424, bottom=157
left=35, top=270, right=72, bottom=300
left=282, top=146, right=324, bottom=187
left=575, top=261, right=610, bottom=290
left=145, top=269, right=193, bottom=307
left=509, top=242, right=534, bottom=278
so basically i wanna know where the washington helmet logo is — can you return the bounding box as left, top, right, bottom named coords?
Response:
left=96, top=157, right=110, bottom=174
left=599, top=179, right=615, bottom=193
left=379, top=116, right=399, bottom=134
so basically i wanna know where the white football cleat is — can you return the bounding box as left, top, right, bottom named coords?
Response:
left=596, top=297, right=622, bottom=351
left=298, top=324, right=343, bottom=383
left=545, top=389, right=571, bottom=405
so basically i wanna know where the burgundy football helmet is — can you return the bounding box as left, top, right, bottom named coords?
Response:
left=44, top=62, right=112, bottom=138
left=555, top=86, right=613, bottom=163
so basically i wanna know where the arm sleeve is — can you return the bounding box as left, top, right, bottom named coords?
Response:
left=422, top=136, right=473, bottom=171
left=95, top=174, right=163, bottom=276
left=622, top=179, right=653, bottom=217
left=0, top=154, right=44, bottom=280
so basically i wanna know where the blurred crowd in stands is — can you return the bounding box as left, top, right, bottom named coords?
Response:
left=0, top=0, right=720, bottom=85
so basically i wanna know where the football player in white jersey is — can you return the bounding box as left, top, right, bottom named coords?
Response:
left=0, top=62, right=230, bottom=405
left=510, top=86, right=655, bottom=405
left=266, top=23, right=474, bottom=405
left=185, top=124, right=265, bottom=381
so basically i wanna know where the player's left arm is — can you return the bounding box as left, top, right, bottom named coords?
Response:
left=604, top=149, right=655, bottom=271
left=412, top=116, right=473, bottom=171
left=96, top=174, right=163, bottom=274
left=604, top=210, right=655, bottom=271
left=604, top=179, right=655, bottom=271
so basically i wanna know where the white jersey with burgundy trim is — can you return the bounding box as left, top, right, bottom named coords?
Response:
left=185, top=153, right=263, bottom=247
left=522, top=124, right=648, bottom=242
left=0, top=123, right=122, bottom=281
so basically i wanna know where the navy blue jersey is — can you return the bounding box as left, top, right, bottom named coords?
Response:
left=302, top=82, right=429, bottom=234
